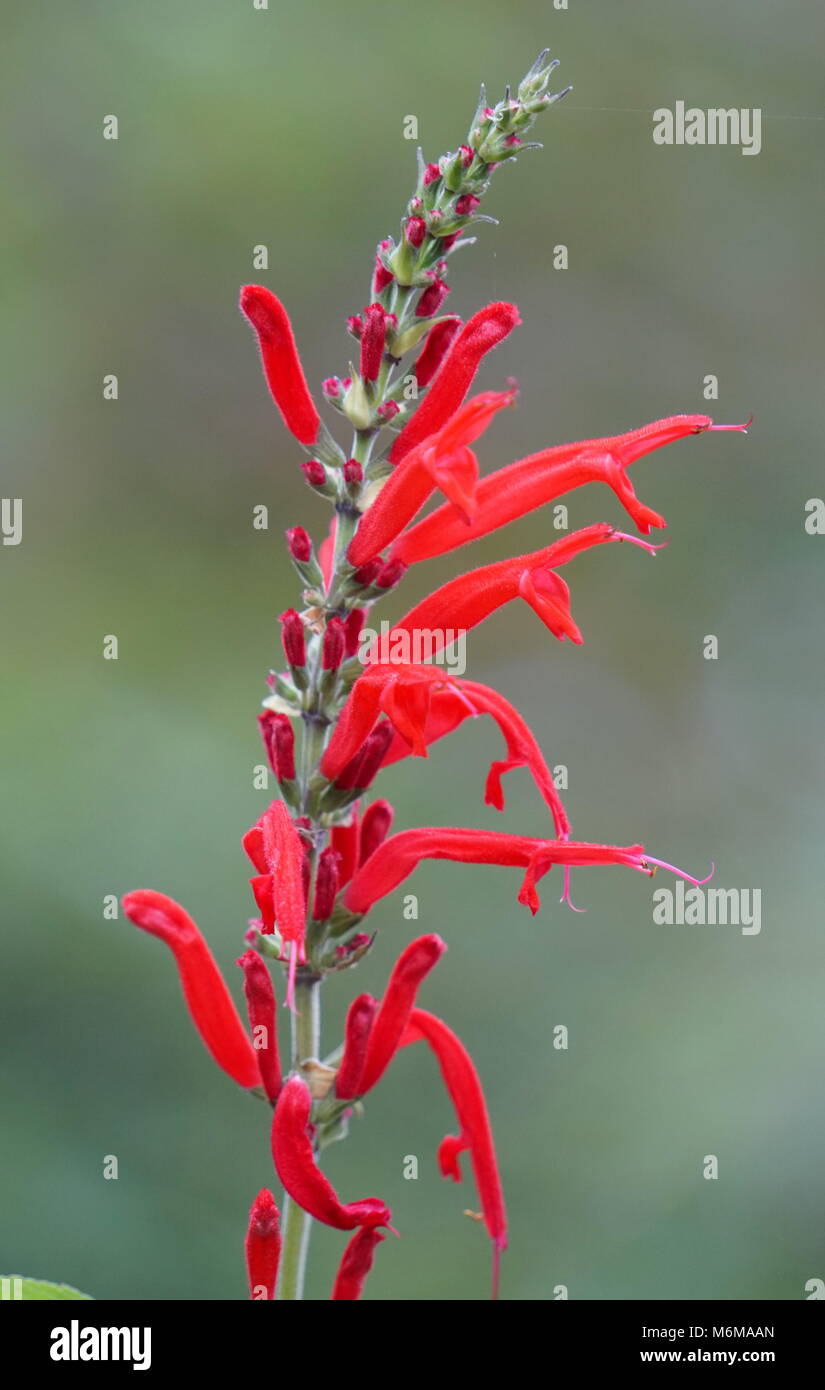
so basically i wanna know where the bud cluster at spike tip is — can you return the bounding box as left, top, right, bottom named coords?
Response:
left=119, top=48, right=751, bottom=1305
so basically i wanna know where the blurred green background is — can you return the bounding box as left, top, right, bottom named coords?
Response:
left=2, top=0, right=823, bottom=1301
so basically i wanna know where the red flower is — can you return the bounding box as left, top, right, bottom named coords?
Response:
left=401, top=1009, right=506, bottom=1297
left=343, top=828, right=713, bottom=917
left=321, top=664, right=569, bottom=837
left=381, top=675, right=571, bottom=837
left=414, top=317, right=461, bottom=388
left=335, top=993, right=378, bottom=1100
left=121, top=890, right=261, bottom=1089
left=358, top=934, right=447, bottom=1094
left=236, top=949, right=282, bottom=1103
left=391, top=415, right=750, bottom=562
left=389, top=524, right=662, bottom=650
left=243, top=802, right=308, bottom=1005
left=331, top=1227, right=385, bottom=1301
left=271, top=1076, right=395, bottom=1231
left=245, top=1188, right=282, bottom=1300
left=347, top=388, right=517, bottom=567
left=239, top=286, right=320, bottom=447
left=388, top=302, right=521, bottom=464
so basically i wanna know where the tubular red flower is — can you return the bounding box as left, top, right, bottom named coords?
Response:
left=257, top=710, right=296, bottom=782
left=380, top=676, right=570, bottom=837
left=121, top=890, right=261, bottom=1089
left=401, top=1008, right=505, bottom=1297
left=272, top=1076, right=394, bottom=1231
left=389, top=524, right=661, bottom=651
left=344, top=829, right=713, bottom=917
left=236, top=949, right=282, bottom=1103
left=331, top=1227, right=385, bottom=1301
left=360, top=302, right=389, bottom=382
left=245, top=1188, right=282, bottom=1300
left=358, top=934, right=447, bottom=1094
left=239, top=286, right=320, bottom=447
left=335, top=993, right=378, bottom=1099
left=391, top=414, right=747, bottom=563
left=388, top=302, right=521, bottom=464
left=347, top=388, right=517, bottom=568
left=359, top=799, right=395, bottom=864
left=414, top=317, right=462, bottom=388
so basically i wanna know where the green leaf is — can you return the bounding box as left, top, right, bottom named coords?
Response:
left=1, top=1275, right=93, bottom=1301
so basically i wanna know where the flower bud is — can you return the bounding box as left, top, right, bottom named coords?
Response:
left=455, top=193, right=481, bottom=216
left=360, top=302, right=388, bottom=383
left=312, top=847, right=341, bottom=923
left=336, top=722, right=395, bottom=791
left=302, top=459, right=327, bottom=486
left=405, top=216, right=426, bottom=248
left=322, top=616, right=346, bottom=671
left=286, top=526, right=312, bottom=563
left=343, top=608, right=365, bottom=657
left=416, top=277, right=450, bottom=318
left=343, top=458, right=363, bottom=484
left=423, top=162, right=441, bottom=186
left=346, top=315, right=363, bottom=339
left=280, top=609, right=306, bottom=668
left=377, top=401, right=400, bottom=422
left=258, top=709, right=297, bottom=782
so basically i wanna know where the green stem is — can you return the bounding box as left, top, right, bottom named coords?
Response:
left=276, top=971, right=321, bottom=1301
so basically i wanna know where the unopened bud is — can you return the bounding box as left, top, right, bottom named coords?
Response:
left=404, top=216, right=426, bottom=249
left=322, top=616, right=346, bottom=671
left=312, top=847, right=341, bottom=922
left=286, top=526, right=312, bottom=563
left=280, top=609, right=306, bottom=668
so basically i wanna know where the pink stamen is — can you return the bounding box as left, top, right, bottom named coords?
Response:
left=610, top=530, right=668, bottom=556
left=561, top=865, right=586, bottom=914
left=709, top=416, right=752, bottom=433
left=642, top=856, right=716, bottom=887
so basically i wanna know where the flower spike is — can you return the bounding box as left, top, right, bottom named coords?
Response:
left=240, top=285, right=320, bottom=446
left=245, top=1188, right=282, bottom=1300
left=122, top=890, right=261, bottom=1089
left=272, top=1077, right=395, bottom=1231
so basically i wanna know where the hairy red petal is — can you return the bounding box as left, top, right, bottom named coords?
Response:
left=392, top=414, right=718, bottom=563
left=271, top=1077, right=394, bottom=1231
left=331, top=1227, right=385, bottom=1301
left=401, top=1008, right=506, bottom=1294
left=239, top=285, right=320, bottom=446
left=245, top=1188, right=282, bottom=1300
left=335, top=994, right=378, bottom=1100
left=388, top=302, right=520, bottom=464
left=122, top=890, right=261, bottom=1089
left=359, top=934, right=447, bottom=1094
left=236, top=949, right=282, bottom=1102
